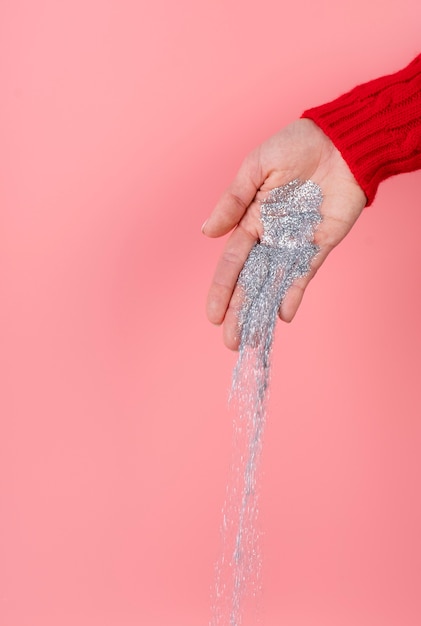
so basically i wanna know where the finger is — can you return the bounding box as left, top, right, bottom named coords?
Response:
left=278, top=279, right=308, bottom=323
left=278, top=244, right=332, bottom=322
left=206, top=224, right=256, bottom=325
left=278, top=195, right=363, bottom=322
left=223, top=285, right=243, bottom=351
left=202, top=148, right=263, bottom=238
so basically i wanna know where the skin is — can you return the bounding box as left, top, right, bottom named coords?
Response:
left=203, top=118, right=367, bottom=351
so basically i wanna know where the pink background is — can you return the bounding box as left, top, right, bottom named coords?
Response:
left=1, top=1, right=421, bottom=625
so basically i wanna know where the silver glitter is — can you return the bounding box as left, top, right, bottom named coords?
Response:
left=211, top=180, right=323, bottom=626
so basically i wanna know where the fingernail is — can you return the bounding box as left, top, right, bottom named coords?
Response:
left=201, top=219, right=208, bottom=234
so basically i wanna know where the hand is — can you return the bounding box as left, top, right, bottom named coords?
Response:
left=203, top=119, right=367, bottom=350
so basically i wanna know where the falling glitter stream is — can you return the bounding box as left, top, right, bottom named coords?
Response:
left=211, top=180, right=323, bottom=626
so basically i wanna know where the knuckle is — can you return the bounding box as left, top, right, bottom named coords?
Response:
left=221, top=249, right=242, bottom=267
left=229, top=191, right=248, bottom=213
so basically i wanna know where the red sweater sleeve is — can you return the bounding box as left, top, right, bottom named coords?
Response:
left=301, top=55, right=421, bottom=205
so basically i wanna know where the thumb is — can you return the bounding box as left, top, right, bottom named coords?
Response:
left=202, top=147, right=263, bottom=237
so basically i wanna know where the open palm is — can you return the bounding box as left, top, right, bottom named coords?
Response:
left=203, top=118, right=367, bottom=350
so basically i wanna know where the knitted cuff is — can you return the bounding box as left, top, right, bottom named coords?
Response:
left=301, top=55, right=421, bottom=205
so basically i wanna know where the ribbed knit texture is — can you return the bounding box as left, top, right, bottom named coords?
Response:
left=302, top=55, right=421, bottom=205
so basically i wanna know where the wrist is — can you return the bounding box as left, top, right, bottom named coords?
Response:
left=301, top=55, right=421, bottom=205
